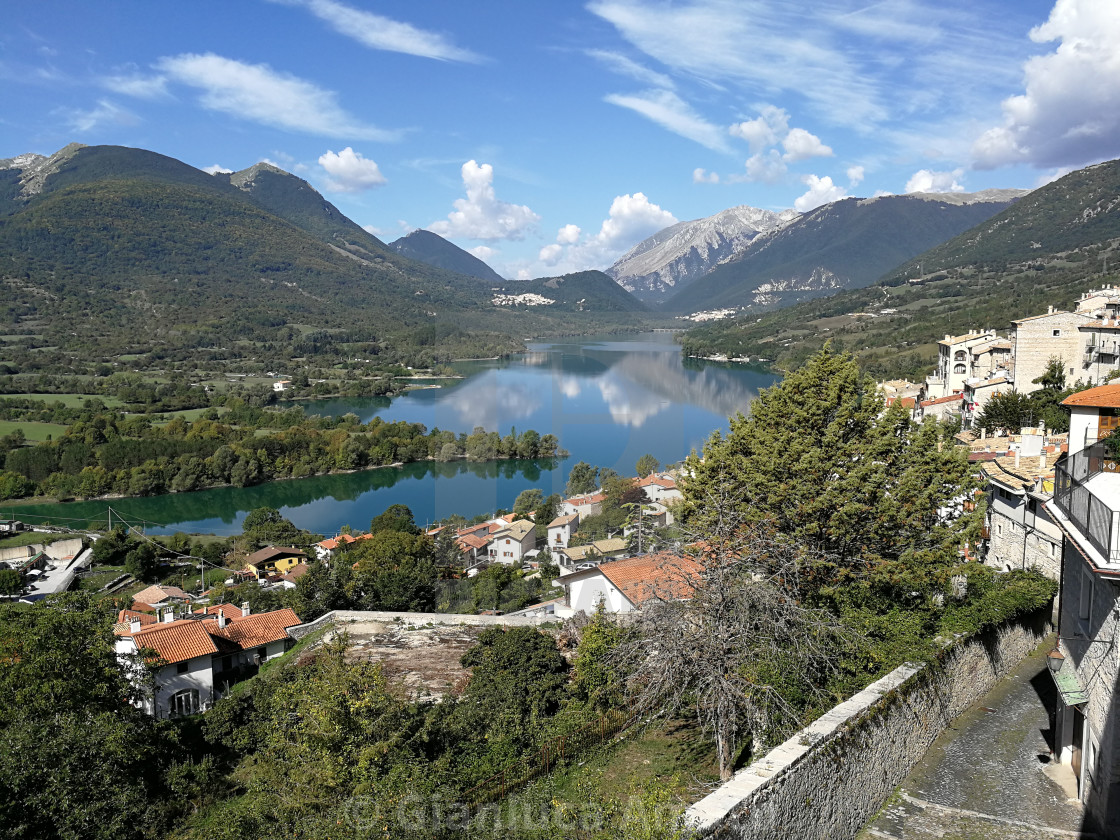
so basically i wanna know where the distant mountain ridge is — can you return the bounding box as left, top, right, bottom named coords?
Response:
left=390, top=229, right=505, bottom=283
left=659, top=191, right=1026, bottom=314
left=607, top=205, right=799, bottom=302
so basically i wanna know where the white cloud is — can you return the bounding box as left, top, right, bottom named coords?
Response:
left=781, top=127, right=833, bottom=161
left=318, top=147, right=387, bottom=192
left=905, top=168, right=965, bottom=193
left=203, top=164, right=233, bottom=175
left=469, top=245, right=497, bottom=261
left=743, top=150, right=787, bottom=184
left=539, top=243, right=563, bottom=265
left=794, top=174, right=846, bottom=212
left=729, top=106, right=789, bottom=153
left=556, top=224, right=582, bottom=245
left=847, top=165, right=865, bottom=186
left=429, top=160, right=540, bottom=241
left=604, top=89, right=732, bottom=152
left=274, top=0, right=481, bottom=62
left=63, top=99, right=139, bottom=133
left=587, top=49, right=675, bottom=88
left=156, top=53, right=397, bottom=140
left=102, top=73, right=169, bottom=99
left=973, top=0, right=1120, bottom=169
left=693, top=167, right=720, bottom=184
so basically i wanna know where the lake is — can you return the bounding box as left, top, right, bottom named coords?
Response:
left=5, top=333, right=778, bottom=536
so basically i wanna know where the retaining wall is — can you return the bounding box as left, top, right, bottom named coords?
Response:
left=287, top=609, right=555, bottom=640
left=686, top=608, right=1052, bottom=839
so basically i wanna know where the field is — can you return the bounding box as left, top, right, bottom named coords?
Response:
left=6, top=392, right=124, bottom=408
left=0, top=420, right=69, bottom=441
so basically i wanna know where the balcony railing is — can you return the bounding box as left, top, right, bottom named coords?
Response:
left=1054, top=443, right=1120, bottom=563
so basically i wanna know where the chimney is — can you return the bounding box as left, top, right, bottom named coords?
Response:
left=980, top=427, right=987, bottom=440
left=129, top=617, right=142, bottom=633
left=217, top=610, right=228, bottom=629
left=161, top=607, right=175, bottom=624
left=1015, top=448, right=1021, bottom=469
left=1040, top=451, right=1048, bottom=470
left=1048, top=305, right=1054, bottom=314
left=241, top=601, right=251, bottom=618
left=945, top=334, right=951, bottom=342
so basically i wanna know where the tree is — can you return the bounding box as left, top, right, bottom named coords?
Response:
left=974, top=390, right=1032, bottom=434
left=1032, top=357, right=1066, bottom=391
left=635, top=453, right=660, bottom=478
left=683, top=346, right=977, bottom=571
left=348, top=531, right=437, bottom=611
left=0, top=569, right=21, bottom=595
left=512, top=487, right=543, bottom=518
left=369, top=503, right=420, bottom=535
left=124, top=542, right=159, bottom=582
left=241, top=507, right=306, bottom=548
left=565, top=460, right=599, bottom=496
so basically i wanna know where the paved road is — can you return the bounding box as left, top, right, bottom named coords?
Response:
left=858, top=646, right=1092, bottom=840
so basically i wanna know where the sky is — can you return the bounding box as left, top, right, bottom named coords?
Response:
left=3, top=0, right=1119, bottom=280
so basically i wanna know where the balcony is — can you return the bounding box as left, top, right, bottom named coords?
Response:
left=1053, top=442, right=1120, bottom=563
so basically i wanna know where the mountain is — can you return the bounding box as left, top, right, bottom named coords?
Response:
left=678, top=160, right=1120, bottom=381
left=607, top=205, right=799, bottom=302
left=390, top=229, right=505, bottom=283
left=494, top=271, right=647, bottom=312
left=661, top=192, right=1025, bottom=314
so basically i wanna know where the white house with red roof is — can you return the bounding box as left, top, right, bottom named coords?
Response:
left=114, top=604, right=301, bottom=718
left=547, top=513, right=579, bottom=550
left=636, top=473, right=683, bottom=505
left=557, top=552, right=698, bottom=616
left=561, top=492, right=606, bottom=518
left=488, top=519, right=536, bottom=565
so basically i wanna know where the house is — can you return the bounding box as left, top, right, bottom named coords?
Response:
left=280, top=563, right=310, bottom=589
left=114, top=604, right=301, bottom=718
left=916, top=392, right=963, bottom=424
left=636, top=473, right=683, bottom=507
left=557, top=537, right=629, bottom=569
left=245, top=546, right=308, bottom=579
left=313, top=533, right=371, bottom=562
left=131, top=583, right=192, bottom=609
left=960, top=370, right=1012, bottom=430
left=561, top=492, right=606, bottom=518
left=272, top=380, right=291, bottom=392
left=547, top=514, right=579, bottom=550
left=557, top=552, right=699, bottom=617
left=1011, top=308, right=1092, bottom=394
left=980, top=446, right=1061, bottom=579
left=0, top=519, right=27, bottom=534
left=1081, top=318, right=1120, bottom=386
left=488, top=519, right=536, bottom=565
left=1043, top=383, right=1120, bottom=832
left=924, top=330, right=1011, bottom=400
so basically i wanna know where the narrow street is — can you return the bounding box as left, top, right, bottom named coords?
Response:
left=858, top=645, right=1090, bottom=840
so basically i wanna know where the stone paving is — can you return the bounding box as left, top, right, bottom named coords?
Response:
left=858, top=647, right=1093, bottom=840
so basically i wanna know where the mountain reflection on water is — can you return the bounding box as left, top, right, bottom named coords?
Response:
left=9, top=334, right=778, bottom=535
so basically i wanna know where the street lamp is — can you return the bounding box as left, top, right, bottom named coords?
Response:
left=1047, top=647, right=1065, bottom=673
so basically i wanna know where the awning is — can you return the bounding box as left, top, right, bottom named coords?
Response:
left=1051, top=664, right=1090, bottom=707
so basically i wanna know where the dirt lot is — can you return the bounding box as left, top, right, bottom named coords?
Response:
left=330, top=619, right=494, bottom=700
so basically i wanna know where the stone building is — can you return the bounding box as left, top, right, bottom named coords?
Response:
left=1080, top=318, right=1120, bottom=385
left=1011, top=308, right=1092, bottom=394
left=981, top=446, right=1061, bottom=579
left=1045, top=383, right=1120, bottom=833
left=924, top=330, right=1011, bottom=400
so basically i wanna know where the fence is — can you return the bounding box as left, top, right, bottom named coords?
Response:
left=462, top=706, right=638, bottom=807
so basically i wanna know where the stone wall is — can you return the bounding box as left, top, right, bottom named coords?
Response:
left=685, top=608, right=1052, bottom=839
left=987, top=507, right=1062, bottom=580
left=287, top=609, right=555, bottom=640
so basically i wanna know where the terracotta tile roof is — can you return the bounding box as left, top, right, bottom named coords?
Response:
left=498, top=520, right=536, bottom=541
left=246, top=546, right=307, bottom=565
left=921, top=393, right=963, bottom=407
left=564, top=538, right=628, bottom=562
left=886, top=396, right=917, bottom=409
left=131, top=584, right=192, bottom=606
left=980, top=456, right=1054, bottom=490
left=548, top=514, right=579, bottom=528
left=282, top=563, right=310, bottom=582
left=1063, top=384, right=1120, bottom=408
left=210, top=609, right=302, bottom=649
left=458, top=533, right=491, bottom=550
left=597, top=552, right=699, bottom=606
left=565, top=492, right=606, bottom=506
left=128, top=620, right=220, bottom=665
left=195, top=603, right=246, bottom=617
left=638, top=474, right=677, bottom=489
left=118, top=609, right=156, bottom=625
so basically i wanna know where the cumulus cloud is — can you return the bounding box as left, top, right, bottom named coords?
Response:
left=794, top=174, right=846, bottom=212
left=156, top=53, right=397, bottom=140
left=729, top=105, right=789, bottom=153
left=693, top=167, right=720, bottom=184
left=743, top=150, right=787, bottom=183
left=469, top=245, right=497, bottom=262
left=905, top=168, right=965, bottom=193
left=847, top=165, right=865, bottom=186
left=203, top=164, right=233, bottom=174
left=539, top=243, right=563, bottom=265
left=604, top=89, right=732, bottom=152
left=273, top=0, right=481, bottom=62
left=781, top=127, right=833, bottom=161
left=556, top=224, right=581, bottom=244
left=973, top=0, right=1120, bottom=169
left=318, top=147, right=387, bottom=192
left=102, top=73, right=169, bottom=99
left=587, top=49, right=675, bottom=88
left=63, top=99, right=139, bottom=133
left=429, top=160, right=540, bottom=242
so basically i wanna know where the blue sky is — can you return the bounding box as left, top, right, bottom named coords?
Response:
left=3, top=0, right=1118, bottom=280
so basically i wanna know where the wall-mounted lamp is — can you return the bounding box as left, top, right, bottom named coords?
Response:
left=1047, top=647, right=1065, bottom=673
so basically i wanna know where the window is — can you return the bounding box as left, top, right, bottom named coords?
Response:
left=169, top=689, right=199, bottom=716
left=1080, top=568, right=1093, bottom=622
left=1053, top=329, right=1061, bottom=337
left=176, top=660, right=189, bottom=674
left=953, top=363, right=966, bottom=374
left=954, top=350, right=966, bottom=361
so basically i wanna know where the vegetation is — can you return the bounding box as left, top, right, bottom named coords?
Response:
left=0, top=398, right=562, bottom=501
